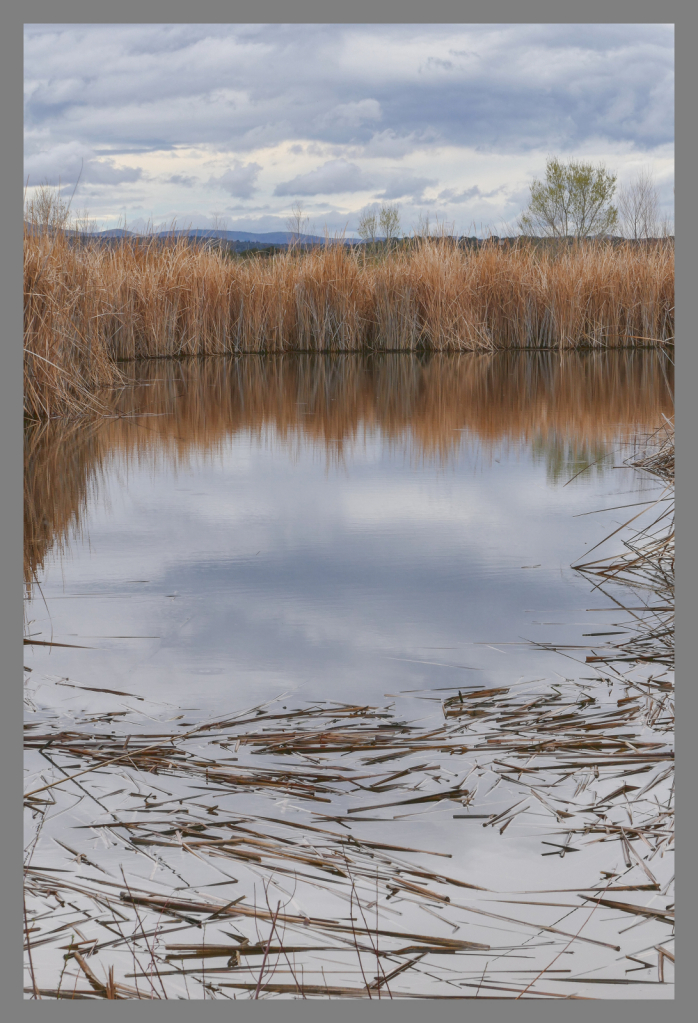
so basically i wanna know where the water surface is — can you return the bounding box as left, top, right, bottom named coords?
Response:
left=25, top=351, right=672, bottom=712
left=24, top=351, right=674, bottom=998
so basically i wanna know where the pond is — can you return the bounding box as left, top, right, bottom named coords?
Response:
left=24, top=351, right=674, bottom=1000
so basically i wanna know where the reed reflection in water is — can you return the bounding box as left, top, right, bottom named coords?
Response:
left=24, top=350, right=673, bottom=587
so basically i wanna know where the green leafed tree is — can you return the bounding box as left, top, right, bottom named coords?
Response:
left=519, top=158, right=619, bottom=239
left=378, top=203, right=401, bottom=244
left=357, top=207, right=378, bottom=244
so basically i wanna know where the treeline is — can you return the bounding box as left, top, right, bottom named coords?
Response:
left=25, top=223, right=674, bottom=256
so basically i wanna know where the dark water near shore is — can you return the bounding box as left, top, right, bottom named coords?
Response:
left=24, top=350, right=674, bottom=998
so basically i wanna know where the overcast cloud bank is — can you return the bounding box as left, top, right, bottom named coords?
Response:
left=24, top=23, right=674, bottom=235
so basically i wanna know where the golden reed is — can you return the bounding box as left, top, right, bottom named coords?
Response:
left=24, top=228, right=674, bottom=420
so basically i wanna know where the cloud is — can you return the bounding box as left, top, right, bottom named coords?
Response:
left=166, top=174, right=196, bottom=187
left=438, top=185, right=481, bottom=204
left=24, top=25, right=674, bottom=155
left=437, top=184, right=506, bottom=204
left=357, top=129, right=437, bottom=159
left=316, top=98, right=382, bottom=129
left=208, top=161, right=261, bottom=198
left=274, top=159, right=371, bottom=196
left=23, top=24, right=673, bottom=232
left=380, top=173, right=437, bottom=201
left=24, top=142, right=142, bottom=186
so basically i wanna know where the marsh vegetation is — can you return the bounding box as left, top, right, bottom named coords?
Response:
left=24, top=222, right=673, bottom=421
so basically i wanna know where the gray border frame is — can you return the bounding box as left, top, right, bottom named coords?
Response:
left=5, top=4, right=688, bottom=1022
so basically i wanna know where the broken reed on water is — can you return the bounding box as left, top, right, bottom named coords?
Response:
left=24, top=227, right=674, bottom=420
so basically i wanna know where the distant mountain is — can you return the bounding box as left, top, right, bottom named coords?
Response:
left=88, top=228, right=355, bottom=247
left=27, top=223, right=671, bottom=248
left=24, top=221, right=354, bottom=247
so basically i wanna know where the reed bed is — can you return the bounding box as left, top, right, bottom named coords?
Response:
left=24, top=228, right=674, bottom=420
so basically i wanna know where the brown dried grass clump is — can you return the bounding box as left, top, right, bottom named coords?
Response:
left=24, top=230, right=125, bottom=420
left=24, top=228, right=674, bottom=420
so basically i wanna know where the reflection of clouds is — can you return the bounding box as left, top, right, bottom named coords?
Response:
left=27, top=421, right=643, bottom=718
left=25, top=352, right=672, bottom=591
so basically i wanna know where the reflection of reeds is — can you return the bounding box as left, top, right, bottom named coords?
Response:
left=23, top=419, right=105, bottom=589
left=24, top=228, right=674, bottom=419
left=23, top=352, right=673, bottom=588
left=114, top=350, right=674, bottom=459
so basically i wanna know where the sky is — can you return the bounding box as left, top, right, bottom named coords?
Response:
left=23, top=23, right=675, bottom=236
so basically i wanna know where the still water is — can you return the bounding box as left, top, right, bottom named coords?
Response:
left=25, top=351, right=672, bottom=711
left=24, top=351, right=674, bottom=998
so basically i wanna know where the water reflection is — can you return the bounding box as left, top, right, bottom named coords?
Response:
left=24, top=350, right=675, bottom=998
left=25, top=350, right=672, bottom=586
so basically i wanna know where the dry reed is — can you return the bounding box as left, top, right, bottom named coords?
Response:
left=24, top=228, right=674, bottom=420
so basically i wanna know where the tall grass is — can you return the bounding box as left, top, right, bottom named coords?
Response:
left=24, top=227, right=674, bottom=420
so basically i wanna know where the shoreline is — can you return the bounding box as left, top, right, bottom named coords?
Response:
left=24, top=232, right=674, bottom=421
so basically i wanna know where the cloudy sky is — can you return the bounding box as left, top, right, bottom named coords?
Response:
left=24, top=23, right=674, bottom=236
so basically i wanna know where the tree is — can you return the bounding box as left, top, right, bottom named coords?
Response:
left=414, top=212, right=454, bottom=240
left=519, top=158, right=618, bottom=238
left=378, top=203, right=401, bottom=245
left=617, top=169, right=660, bottom=239
left=286, top=202, right=309, bottom=248
left=25, top=163, right=84, bottom=235
left=414, top=211, right=432, bottom=239
left=357, top=207, right=378, bottom=244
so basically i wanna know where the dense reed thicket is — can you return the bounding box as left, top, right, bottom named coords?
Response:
left=24, top=227, right=674, bottom=420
